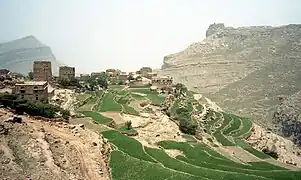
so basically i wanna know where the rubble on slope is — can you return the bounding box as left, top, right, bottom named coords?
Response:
left=0, top=108, right=111, bottom=180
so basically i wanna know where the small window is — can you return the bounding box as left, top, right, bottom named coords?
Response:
left=20, top=90, right=26, bottom=93
left=34, top=86, right=38, bottom=89
left=20, top=86, right=25, bottom=89
left=35, top=95, right=39, bottom=100
left=34, top=90, right=38, bottom=93
left=21, top=95, right=24, bottom=99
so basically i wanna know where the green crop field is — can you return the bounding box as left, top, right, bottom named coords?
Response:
left=103, top=129, right=301, bottom=180
left=98, top=93, right=122, bottom=112
left=145, top=147, right=268, bottom=180
left=118, top=125, right=138, bottom=135
left=232, top=117, right=253, bottom=138
left=213, top=131, right=236, bottom=146
left=102, top=130, right=156, bottom=162
left=77, top=96, right=98, bottom=111
left=80, top=111, right=112, bottom=124
left=147, top=94, right=165, bottom=106
left=128, top=84, right=151, bottom=88
left=122, top=104, right=139, bottom=115
left=235, top=139, right=271, bottom=159
left=75, top=85, right=301, bottom=180
left=223, top=114, right=242, bottom=135
left=110, top=151, right=200, bottom=180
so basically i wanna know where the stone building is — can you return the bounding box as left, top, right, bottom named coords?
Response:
left=59, top=66, right=75, bottom=80
left=13, top=81, right=48, bottom=102
left=118, top=72, right=129, bottom=81
left=91, top=72, right=103, bottom=77
left=80, top=74, right=90, bottom=81
left=33, top=61, right=52, bottom=81
left=139, top=67, right=152, bottom=77
left=106, top=69, right=120, bottom=83
left=146, top=72, right=157, bottom=80
left=151, top=76, right=173, bottom=88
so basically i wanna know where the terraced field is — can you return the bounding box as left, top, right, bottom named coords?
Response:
left=75, top=87, right=301, bottom=179
left=76, top=85, right=163, bottom=127
left=201, top=109, right=272, bottom=160
left=103, top=130, right=301, bottom=180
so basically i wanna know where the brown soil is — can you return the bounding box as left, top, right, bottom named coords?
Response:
left=100, top=112, right=125, bottom=125
left=0, top=109, right=111, bottom=180
left=122, top=111, right=186, bottom=147
left=248, top=124, right=301, bottom=168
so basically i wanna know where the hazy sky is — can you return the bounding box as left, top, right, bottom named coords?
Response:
left=0, top=0, right=301, bottom=73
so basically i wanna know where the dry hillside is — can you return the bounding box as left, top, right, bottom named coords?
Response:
left=0, top=109, right=111, bottom=180
left=158, top=23, right=301, bottom=126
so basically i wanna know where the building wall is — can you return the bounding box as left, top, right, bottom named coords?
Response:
left=146, top=73, right=157, bottom=80
left=14, top=83, right=48, bottom=102
left=59, top=66, right=75, bottom=80
left=118, top=74, right=128, bottom=81
left=140, top=67, right=152, bottom=76
left=80, top=74, right=90, bottom=81
left=33, top=61, right=52, bottom=81
left=151, top=77, right=173, bottom=88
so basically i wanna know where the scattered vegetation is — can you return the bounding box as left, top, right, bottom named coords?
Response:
left=119, top=121, right=137, bottom=135
left=0, top=94, right=70, bottom=119
left=58, top=78, right=80, bottom=87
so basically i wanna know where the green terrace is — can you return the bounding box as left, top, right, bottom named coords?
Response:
left=103, top=130, right=301, bottom=180
left=74, top=86, right=301, bottom=180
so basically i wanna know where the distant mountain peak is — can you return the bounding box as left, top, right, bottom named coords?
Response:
left=0, top=36, right=61, bottom=75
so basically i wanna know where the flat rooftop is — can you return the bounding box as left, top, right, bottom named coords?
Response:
left=15, top=81, right=48, bottom=86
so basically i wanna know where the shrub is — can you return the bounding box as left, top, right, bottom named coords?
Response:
left=140, top=101, right=148, bottom=107
left=262, top=148, right=279, bottom=159
left=58, top=78, right=80, bottom=87
left=126, top=121, right=132, bottom=130
left=0, top=94, right=70, bottom=119
left=61, top=109, right=71, bottom=120
left=118, top=81, right=125, bottom=85
left=179, top=118, right=197, bottom=135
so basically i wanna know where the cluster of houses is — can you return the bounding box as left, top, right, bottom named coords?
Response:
left=0, top=60, right=174, bottom=102
left=79, top=66, right=174, bottom=90
left=1, top=61, right=75, bottom=102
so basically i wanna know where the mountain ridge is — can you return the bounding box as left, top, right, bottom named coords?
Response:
left=0, top=35, right=61, bottom=75
left=158, top=23, right=301, bottom=126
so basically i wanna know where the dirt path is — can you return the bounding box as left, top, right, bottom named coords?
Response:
left=40, top=122, right=111, bottom=180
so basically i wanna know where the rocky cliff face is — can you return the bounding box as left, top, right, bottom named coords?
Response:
left=160, top=23, right=301, bottom=93
left=159, top=23, right=301, bottom=126
left=273, top=90, right=301, bottom=145
left=0, top=36, right=60, bottom=75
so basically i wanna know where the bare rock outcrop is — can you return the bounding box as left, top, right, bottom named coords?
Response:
left=273, top=90, right=301, bottom=145
left=0, top=36, right=62, bottom=75
left=248, top=124, right=301, bottom=168
left=159, top=23, right=301, bottom=126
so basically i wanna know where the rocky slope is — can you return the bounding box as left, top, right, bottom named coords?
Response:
left=272, top=90, right=301, bottom=145
left=0, top=109, right=111, bottom=180
left=0, top=36, right=61, bottom=75
left=159, top=23, right=301, bottom=126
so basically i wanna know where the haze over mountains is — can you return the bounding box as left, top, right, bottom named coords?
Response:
left=159, top=23, right=301, bottom=128
left=0, top=36, right=61, bottom=75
